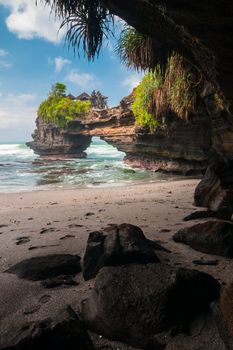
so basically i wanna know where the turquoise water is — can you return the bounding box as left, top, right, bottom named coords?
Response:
left=0, top=137, right=171, bottom=192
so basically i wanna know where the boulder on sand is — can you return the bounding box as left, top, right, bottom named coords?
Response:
left=194, top=160, right=233, bottom=210
left=81, top=264, right=220, bottom=348
left=173, top=220, right=233, bottom=258
left=0, top=306, right=94, bottom=350
left=5, top=254, right=82, bottom=281
left=82, top=223, right=160, bottom=280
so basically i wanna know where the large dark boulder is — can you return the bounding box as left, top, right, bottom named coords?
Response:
left=0, top=306, right=94, bottom=350
left=82, top=223, right=160, bottom=280
left=5, top=254, right=82, bottom=281
left=81, top=264, right=220, bottom=348
left=194, top=160, right=233, bottom=210
left=173, top=220, right=233, bottom=258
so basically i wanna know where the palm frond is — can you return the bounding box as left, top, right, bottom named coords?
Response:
left=40, top=0, right=114, bottom=60
left=41, top=0, right=80, bottom=17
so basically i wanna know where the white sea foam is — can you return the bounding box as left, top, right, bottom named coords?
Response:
left=0, top=144, right=34, bottom=157
left=0, top=138, right=169, bottom=192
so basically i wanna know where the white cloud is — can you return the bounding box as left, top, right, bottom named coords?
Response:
left=0, top=61, right=12, bottom=69
left=8, top=93, right=37, bottom=101
left=0, top=93, right=37, bottom=131
left=66, top=70, right=99, bottom=89
left=122, top=73, right=143, bottom=92
left=0, top=1, right=65, bottom=43
left=0, top=49, right=8, bottom=57
left=0, top=48, right=12, bottom=68
left=54, top=57, right=71, bottom=72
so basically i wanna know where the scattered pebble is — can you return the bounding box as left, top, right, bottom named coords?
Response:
left=16, top=237, right=30, bottom=245
left=85, top=212, right=95, bottom=217
left=60, top=234, right=75, bottom=240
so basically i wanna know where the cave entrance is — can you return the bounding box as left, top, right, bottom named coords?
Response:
left=86, top=137, right=125, bottom=161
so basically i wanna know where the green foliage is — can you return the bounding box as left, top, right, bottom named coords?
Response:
left=38, top=89, right=91, bottom=127
left=132, top=54, right=203, bottom=131
left=51, top=82, right=67, bottom=97
left=117, top=27, right=142, bottom=66
left=132, top=70, right=163, bottom=132
left=116, top=25, right=168, bottom=71
left=167, top=55, right=201, bottom=120
left=44, top=0, right=114, bottom=61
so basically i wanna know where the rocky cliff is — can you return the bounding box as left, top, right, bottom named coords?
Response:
left=27, top=117, right=92, bottom=159
left=27, top=97, right=212, bottom=174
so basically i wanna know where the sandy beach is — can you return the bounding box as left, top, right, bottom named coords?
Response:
left=0, top=179, right=201, bottom=271
left=0, top=178, right=232, bottom=349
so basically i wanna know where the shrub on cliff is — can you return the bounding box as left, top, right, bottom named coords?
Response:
left=131, top=54, right=203, bottom=131
left=38, top=84, right=91, bottom=127
left=116, top=26, right=162, bottom=71
left=132, top=70, right=162, bottom=132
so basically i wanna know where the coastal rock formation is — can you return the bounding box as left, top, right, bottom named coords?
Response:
left=5, top=254, right=82, bottom=281
left=0, top=306, right=94, bottom=350
left=82, top=223, right=160, bottom=281
left=173, top=221, right=233, bottom=258
left=81, top=264, right=220, bottom=348
left=27, top=117, right=92, bottom=159
left=27, top=99, right=211, bottom=174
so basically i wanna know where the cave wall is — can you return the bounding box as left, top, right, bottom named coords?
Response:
left=101, top=0, right=233, bottom=161
left=102, top=0, right=233, bottom=105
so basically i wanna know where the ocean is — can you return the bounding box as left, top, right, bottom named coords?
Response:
left=0, top=137, right=171, bottom=193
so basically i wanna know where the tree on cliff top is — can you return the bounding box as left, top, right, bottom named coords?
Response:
left=51, top=82, right=67, bottom=97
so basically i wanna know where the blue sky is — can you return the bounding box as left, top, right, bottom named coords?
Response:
left=0, top=1, right=143, bottom=142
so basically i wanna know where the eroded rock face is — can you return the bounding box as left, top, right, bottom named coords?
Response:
left=26, top=117, right=92, bottom=158
left=5, top=254, right=82, bottom=281
left=82, top=223, right=160, bottom=281
left=124, top=114, right=211, bottom=175
left=173, top=220, right=233, bottom=257
left=0, top=306, right=94, bottom=350
left=81, top=264, right=220, bottom=348
left=194, top=160, right=233, bottom=210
